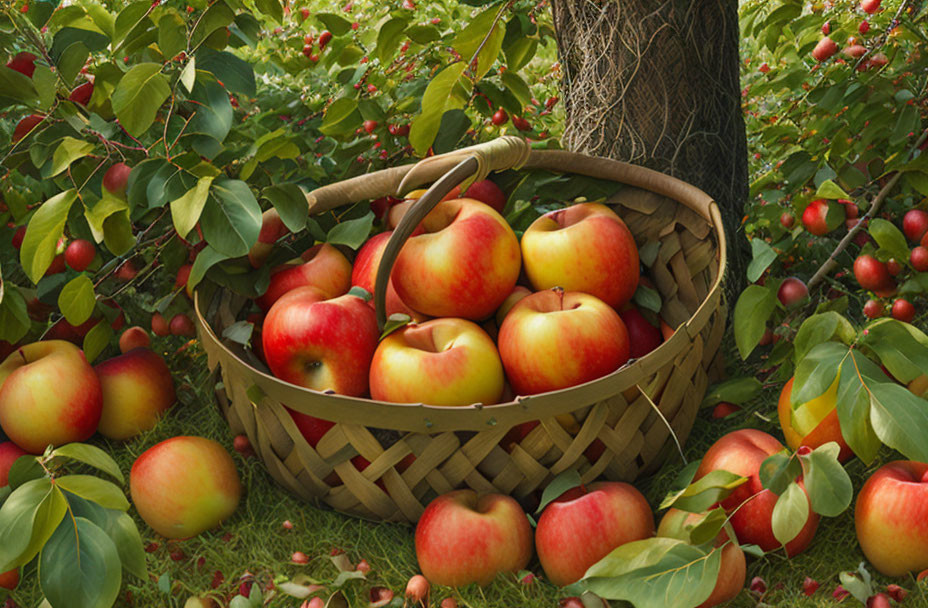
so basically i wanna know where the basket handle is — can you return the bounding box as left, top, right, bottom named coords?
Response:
left=372, top=137, right=532, bottom=328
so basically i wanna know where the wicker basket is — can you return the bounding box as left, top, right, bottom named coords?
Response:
left=195, top=137, right=727, bottom=523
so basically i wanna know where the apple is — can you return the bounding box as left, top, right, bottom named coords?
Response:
left=495, top=285, right=531, bottom=326
left=812, top=37, right=838, bottom=62
left=801, top=199, right=843, bottom=235
left=391, top=199, right=521, bottom=320
left=780, top=213, right=795, bottom=229
left=263, top=287, right=379, bottom=397
left=521, top=203, right=639, bottom=309
left=95, top=348, right=176, bottom=440
left=618, top=307, right=662, bottom=359
left=0, top=568, right=18, bottom=590
left=256, top=243, right=352, bottom=311
left=0, top=441, right=28, bottom=487
left=152, top=312, right=171, bottom=337
left=248, top=208, right=290, bottom=267
left=861, top=0, right=881, bottom=13
left=535, top=482, right=654, bottom=587
left=657, top=509, right=746, bottom=608
left=886, top=258, right=903, bottom=276
left=370, top=317, right=504, bottom=406
left=778, top=377, right=852, bottom=462
left=170, top=313, right=196, bottom=337
left=65, top=239, right=96, bottom=271
left=13, top=114, right=44, bottom=142
left=854, top=255, right=895, bottom=295
left=441, top=179, right=507, bottom=214
left=694, top=429, right=819, bottom=555
left=103, top=162, right=132, bottom=196
left=130, top=436, right=242, bottom=539
left=119, top=326, right=151, bottom=353
left=68, top=81, right=94, bottom=106
left=351, top=231, right=427, bottom=321
left=855, top=461, right=928, bottom=576
left=415, top=490, right=533, bottom=586
left=910, top=246, right=928, bottom=272
left=863, top=299, right=883, bottom=319
left=892, top=298, right=915, bottom=322
left=0, top=341, right=103, bottom=453
left=777, top=277, right=809, bottom=307
left=843, top=44, right=868, bottom=59
left=903, top=210, right=928, bottom=242
left=6, top=51, right=36, bottom=77
left=498, top=289, right=630, bottom=395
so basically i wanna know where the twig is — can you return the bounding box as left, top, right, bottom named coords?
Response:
left=852, top=0, right=912, bottom=71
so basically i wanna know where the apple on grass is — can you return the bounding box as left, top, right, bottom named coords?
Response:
left=694, top=429, right=819, bottom=555
left=0, top=341, right=102, bottom=453
left=391, top=199, right=521, bottom=320
left=130, top=436, right=241, bottom=539
left=415, top=489, right=533, bottom=586
left=778, top=377, right=852, bottom=462
left=369, top=318, right=504, bottom=406
left=855, top=461, right=928, bottom=577
left=535, top=482, right=654, bottom=587
left=498, top=289, right=630, bottom=396
left=256, top=243, right=352, bottom=312
left=521, top=203, right=639, bottom=309
left=95, top=348, right=176, bottom=440
left=263, top=287, right=379, bottom=397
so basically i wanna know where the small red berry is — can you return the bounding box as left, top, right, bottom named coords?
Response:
left=822, top=21, right=830, bottom=34
left=759, top=63, right=770, bottom=73
left=356, top=559, right=371, bottom=574
left=892, top=298, right=915, bottom=323
left=750, top=576, right=767, bottom=595
left=169, top=313, right=196, bottom=337
left=367, top=84, right=377, bottom=93
left=911, top=246, right=928, bottom=272
left=711, top=402, right=740, bottom=419
left=803, top=577, right=819, bottom=596
left=863, top=299, right=883, bottom=319
left=318, top=30, right=332, bottom=50
left=859, top=20, right=870, bottom=34
left=491, top=108, right=508, bottom=126
left=363, top=120, right=378, bottom=134
left=291, top=551, right=309, bottom=564
left=886, top=258, right=903, bottom=276
left=834, top=585, right=850, bottom=601
left=512, top=116, right=531, bottom=131
left=886, top=584, right=907, bottom=602
left=170, top=549, right=186, bottom=561
left=780, top=212, right=795, bottom=229
left=282, top=520, right=294, bottom=530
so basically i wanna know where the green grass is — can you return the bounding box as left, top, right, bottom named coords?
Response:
left=4, top=338, right=928, bottom=608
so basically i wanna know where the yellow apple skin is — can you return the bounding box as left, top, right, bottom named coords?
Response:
left=498, top=289, right=630, bottom=395
left=0, top=341, right=102, bottom=453
left=369, top=318, right=504, bottom=406
left=521, top=203, right=639, bottom=309
left=391, top=199, right=521, bottom=320
left=130, top=436, right=241, bottom=539
left=495, top=286, right=531, bottom=326
left=777, top=377, right=852, bottom=462
left=95, top=348, right=176, bottom=440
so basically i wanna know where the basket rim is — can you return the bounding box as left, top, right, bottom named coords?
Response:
left=194, top=145, right=727, bottom=434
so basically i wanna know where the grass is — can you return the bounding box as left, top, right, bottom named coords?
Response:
left=4, top=336, right=928, bottom=608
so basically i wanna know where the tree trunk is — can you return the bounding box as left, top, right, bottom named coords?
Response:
left=551, top=0, right=748, bottom=295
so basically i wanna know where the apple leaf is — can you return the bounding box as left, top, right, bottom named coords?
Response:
left=536, top=470, right=582, bottom=514
left=798, top=442, right=852, bottom=517
left=860, top=319, right=928, bottom=384
left=82, top=317, right=113, bottom=364
left=0, top=478, right=67, bottom=572
left=869, top=381, right=928, bottom=462
left=452, top=5, right=506, bottom=81
left=201, top=178, right=262, bottom=257
left=814, top=179, right=850, bottom=200
left=171, top=176, right=215, bottom=240
left=733, top=284, right=776, bottom=360
left=685, top=508, right=728, bottom=546
left=56, top=476, right=129, bottom=511
left=791, top=341, right=846, bottom=407
left=39, top=516, right=122, bottom=608
left=58, top=275, right=96, bottom=326
left=633, top=284, right=661, bottom=314
left=758, top=452, right=800, bottom=496
left=659, top=470, right=747, bottom=513
left=111, top=63, right=171, bottom=138
left=792, top=312, right=855, bottom=365
left=869, top=218, right=910, bottom=264
left=7, top=456, right=45, bottom=490
left=262, top=184, right=308, bottom=233
left=746, top=238, right=777, bottom=283
left=52, top=443, right=125, bottom=484
left=409, top=62, right=468, bottom=156
left=222, top=320, right=254, bottom=346
left=327, top=213, right=374, bottom=250
left=320, top=98, right=362, bottom=138
left=770, top=481, right=809, bottom=548
left=0, top=284, right=30, bottom=344
left=20, top=189, right=78, bottom=284
left=47, top=137, right=95, bottom=178
left=835, top=350, right=882, bottom=465
left=700, top=377, right=762, bottom=408
left=658, top=460, right=701, bottom=508
left=838, top=566, right=874, bottom=605
left=375, top=17, right=408, bottom=65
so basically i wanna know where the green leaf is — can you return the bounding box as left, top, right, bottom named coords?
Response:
left=7, top=455, right=45, bottom=490
left=58, top=276, right=96, bottom=326
left=47, top=137, right=95, bottom=179
left=0, top=66, right=39, bottom=105
left=501, top=71, right=531, bottom=108
left=452, top=5, right=506, bottom=80
left=85, top=193, right=129, bottom=243
left=57, top=42, right=90, bottom=85
left=409, top=63, right=467, bottom=156
left=52, top=444, right=124, bottom=484
left=113, top=1, right=151, bottom=49
left=319, top=98, right=362, bottom=138
left=868, top=218, right=910, bottom=263
left=191, top=1, right=235, bottom=48
left=0, top=479, right=67, bottom=571
left=188, top=77, right=233, bottom=146
left=316, top=13, right=351, bottom=36
left=111, top=63, right=171, bottom=137
left=197, top=49, right=256, bottom=97
left=798, top=442, right=852, bottom=517
left=109, top=511, right=147, bottom=580
left=869, top=382, right=928, bottom=462
left=770, top=481, right=809, bottom=548
left=759, top=452, right=800, bottom=496
left=839, top=568, right=874, bottom=605
left=20, top=190, right=78, bottom=284
left=262, top=184, right=307, bottom=233
left=836, top=350, right=883, bottom=464
left=431, top=109, right=472, bottom=155
left=380, top=313, right=411, bottom=339
left=188, top=245, right=230, bottom=292
left=171, top=176, right=215, bottom=239
left=0, top=286, right=30, bottom=344
left=326, top=213, right=374, bottom=249
left=746, top=238, right=777, bottom=282
left=56, top=476, right=129, bottom=511
left=536, top=470, right=582, bottom=514
left=890, top=105, right=919, bottom=147
left=733, top=284, right=776, bottom=359
left=180, top=56, right=196, bottom=92
left=814, top=179, right=850, bottom=200
left=406, top=24, right=441, bottom=44
left=158, top=13, right=187, bottom=59
left=658, top=460, right=700, bottom=508
left=39, top=517, right=122, bottom=608
left=103, top=211, right=136, bottom=256
left=700, top=377, right=762, bottom=408
left=82, top=318, right=113, bottom=364
left=222, top=320, right=254, bottom=345
left=793, top=312, right=854, bottom=364
left=792, top=341, right=846, bottom=406
left=633, top=284, right=662, bottom=314
left=201, top=178, right=262, bottom=257
left=375, top=17, right=408, bottom=65
left=33, top=65, right=57, bottom=111
left=659, top=470, right=747, bottom=513
left=504, top=38, right=536, bottom=72
left=861, top=319, right=928, bottom=383
left=906, top=172, right=928, bottom=197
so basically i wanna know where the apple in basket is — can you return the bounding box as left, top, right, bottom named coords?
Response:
left=263, top=287, right=379, bottom=397
left=351, top=230, right=427, bottom=321
left=498, top=289, right=630, bottom=396
left=256, top=243, right=352, bottom=312
left=521, top=202, right=640, bottom=309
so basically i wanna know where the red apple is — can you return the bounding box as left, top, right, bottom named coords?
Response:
left=863, top=299, right=883, bottom=319
left=65, top=239, right=96, bottom=271
left=0, top=441, right=28, bottom=487
left=263, top=287, right=379, bottom=397
left=854, top=255, right=895, bottom=295
left=152, top=312, right=171, bottom=337
left=130, top=436, right=242, bottom=539
left=843, top=44, right=868, bottom=59
left=911, top=246, right=928, bottom=272
left=861, top=0, right=881, bottom=13
left=119, top=326, right=151, bottom=353
left=498, top=289, right=630, bottom=395
left=536, top=482, right=654, bottom=587
left=521, top=203, right=639, bottom=309
left=6, top=51, right=36, bottom=77
left=68, top=81, right=94, bottom=106
left=618, top=307, right=662, bottom=359
left=103, top=162, right=132, bottom=196
left=440, top=180, right=507, bottom=214
left=351, top=231, right=427, bottom=321
left=415, top=490, right=533, bottom=586
left=95, top=348, right=176, bottom=440
left=780, top=213, right=795, bottom=229
left=801, top=199, right=843, bottom=236
left=0, top=341, right=103, bottom=453
left=855, top=461, right=928, bottom=576
left=369, top=318, right=504, bottom=406
left=777, top=277, right=809, bottom=307
left=248, top=208, right=290, bottom=267
left=812, top=37, right=838, bottom=62
left=169, top=313, right=196, bottom=337
left=694, top=429, right=819, bottom=555
left=0, top=568, right=18, bottom=590
left=12, top=114, right=44, bottom=142
left=892, top=298, right=915, bottom=322
left=657, top=509, right=746, bottom=608
left=902, top=210, right=928, bottom=242
left=256, top=243, right=352, bottom=311
left=392, top=199, right=521, bottom=320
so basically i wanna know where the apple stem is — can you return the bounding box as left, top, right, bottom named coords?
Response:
left=553, top=286, right=565, bottom=310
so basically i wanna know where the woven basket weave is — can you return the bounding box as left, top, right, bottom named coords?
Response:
left=195, top=137, right=727, bottom=522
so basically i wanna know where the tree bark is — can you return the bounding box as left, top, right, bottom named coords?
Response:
left=551, top=0, right=748, bottom=295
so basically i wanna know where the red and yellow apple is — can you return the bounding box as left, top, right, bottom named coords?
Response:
left=441, top=179, right=507, bottom=213
left=351, top=231, right=427, bottom=321
left=369, top=318, right=504, bottom=406
left=778, top=377, right=852, bottom=462
left=0, top=441, right=28, bottom=487
left=263, top=287, right=379, bottom=396
left=535, top=482, right=654, bottom=587
left=0, top=341, right=102, bottom=453
left=391, top=199, right=521, bottom=320
left=498, top=289, right=630, bottom=396
left=495, top=285, right=531, bottom=326
left=415, top=490, right=533, bottom=586
left=521, top=203, right=639, bottom=309
left=694, top=429, right=818, bottom=555
left=130, top=436, right=242, bottom=539
left=855, top=461, right=928, bottom=576
left=657, top=509, right=746, bottom=608
left=256, top=243, right=352, bottom=311
left=118, top=326, right=151, bottom=353
left=95, top=348, right=176, bottom=440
